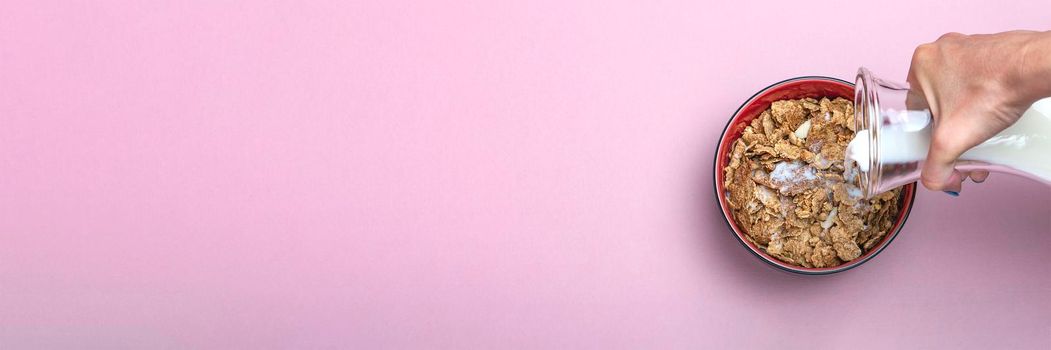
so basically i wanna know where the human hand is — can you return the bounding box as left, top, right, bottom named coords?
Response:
left=906, top=30, right=1051, bottom=193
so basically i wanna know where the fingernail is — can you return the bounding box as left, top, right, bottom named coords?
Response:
left=944, top=171, right=964, bottom=192
left=943, top=191, right=959, bottom=197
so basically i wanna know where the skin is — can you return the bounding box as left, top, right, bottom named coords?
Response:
left=907, top=30, right=1051, bottom=193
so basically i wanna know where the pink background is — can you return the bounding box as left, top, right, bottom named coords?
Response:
left=2, top=1, right=1050, bottom=348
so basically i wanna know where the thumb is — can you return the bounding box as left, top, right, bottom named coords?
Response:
left=921, top=155, right=963, bottom=193
left=922, top=117, right=970, bottom=193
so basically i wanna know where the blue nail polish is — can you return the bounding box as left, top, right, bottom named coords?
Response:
left=943, top=191, right=959, bottom=197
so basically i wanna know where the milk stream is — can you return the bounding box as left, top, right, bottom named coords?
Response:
left=847, top=98, right=1051, bottom=181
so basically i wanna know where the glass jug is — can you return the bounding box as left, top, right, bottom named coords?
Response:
left=851, top=67, right=1051, bottom=198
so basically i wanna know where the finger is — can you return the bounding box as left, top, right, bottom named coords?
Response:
left=921, top=166, right=964, bottom=193
left=906, top=44, right=940, bottom=117
left=970, top=170, right=990, bottom=183
left=921, top=124, right=970, bottom=192
left=904, top=89, right=929, bottom=112
left=922, top=152, right=964, bottom=192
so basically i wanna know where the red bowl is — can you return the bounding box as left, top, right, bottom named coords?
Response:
left=714, top=76, right=917, bottom=275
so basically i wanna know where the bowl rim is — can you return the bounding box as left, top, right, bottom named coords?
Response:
left=713, top=76, right=918, bottom=275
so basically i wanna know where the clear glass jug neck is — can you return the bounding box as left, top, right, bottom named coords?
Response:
left=854, top=68, right=921, bottom=198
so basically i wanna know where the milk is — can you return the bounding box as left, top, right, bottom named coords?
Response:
left=847, top=98, right=1051, bottom=182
